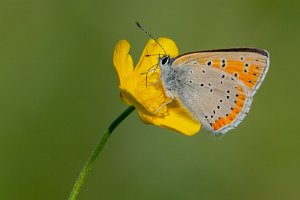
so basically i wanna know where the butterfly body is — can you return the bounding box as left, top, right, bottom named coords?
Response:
left=159, top=48, right=269, bottom=134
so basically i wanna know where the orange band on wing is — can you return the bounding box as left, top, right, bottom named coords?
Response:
left=212, top=86, right=247, bottom=131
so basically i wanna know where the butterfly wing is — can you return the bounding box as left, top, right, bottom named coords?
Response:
left=170, top=48, right=269, bottom=133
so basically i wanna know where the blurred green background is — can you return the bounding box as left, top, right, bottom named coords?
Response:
left=0, top=0, right=299, bottom=199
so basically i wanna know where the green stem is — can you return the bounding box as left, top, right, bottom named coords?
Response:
left=68, top=106, right=135, bottom=200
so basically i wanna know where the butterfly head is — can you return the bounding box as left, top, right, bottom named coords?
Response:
left=159, top=55, right=171, bottom=67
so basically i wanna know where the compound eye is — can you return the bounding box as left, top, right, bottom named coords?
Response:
left=161, top=56, right=170, bottom=65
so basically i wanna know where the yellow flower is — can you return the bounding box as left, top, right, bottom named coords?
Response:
left=113, top=38, right=201, bottom=136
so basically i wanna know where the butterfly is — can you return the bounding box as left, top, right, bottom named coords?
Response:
left=137, top=22, right=269, bottom=134
left=159, top=48, right=269, bottom=134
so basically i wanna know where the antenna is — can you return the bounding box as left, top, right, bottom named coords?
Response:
left=135, top=21, right=167, bottom=55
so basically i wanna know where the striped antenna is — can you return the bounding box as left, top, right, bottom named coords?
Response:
left=135, top=22, right=167, bottom=55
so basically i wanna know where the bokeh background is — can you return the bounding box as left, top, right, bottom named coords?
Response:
left=0, top=0, right=299, bottom=199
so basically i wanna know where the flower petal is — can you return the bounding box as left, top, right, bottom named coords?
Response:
left=119, top=87, right=153, bottom=115
left=113, top=40, right=134, bottom=88
left=140, top=106, right=201, bottom=136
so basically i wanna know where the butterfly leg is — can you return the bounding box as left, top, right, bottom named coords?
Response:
left=154, top=90, right=174, bottom=114
left=141, top=63, right=159, bottom=87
